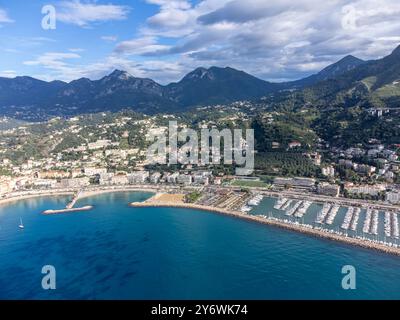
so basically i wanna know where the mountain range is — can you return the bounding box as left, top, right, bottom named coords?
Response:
left=1, top=44, right=400, bottom=121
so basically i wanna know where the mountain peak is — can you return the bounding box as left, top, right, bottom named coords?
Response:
left=183, top=67, right=215, bottom=81
left=107, top=69, right=133, bottom=80
left=390, top=44, right=400, bottom=56
left=340, top=55, right=364, bottom=63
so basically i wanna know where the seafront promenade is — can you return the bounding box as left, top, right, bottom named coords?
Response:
left=1, top=184, right=399, bottom=212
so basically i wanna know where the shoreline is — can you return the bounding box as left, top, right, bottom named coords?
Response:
left=2, top=187, right=400, bottom=256
left=0, top=190, right=75, bottom=206
left=129, top=201, right=400, bottom=257
left=0, top=186, right=159, bottom=207
left=77, top=186, right=158, bottom=201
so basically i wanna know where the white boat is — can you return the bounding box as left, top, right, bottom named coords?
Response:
left=326, top=205, right=340, bottom=225
left=371, top=210, right=379, bottom=235
left=273, top=197, right=287, bottom=210
left=316, top=203, right=332, bottom=224
left=384, top=211, right=391, bottom=237
left=341, top=207, right=354, bottom=230
left=286, top=201, right=302, bottom=216
left=392, top=213, right=399, bottom=239
left=248, top=195, right=263, bottom=206
left=350, top=208, right=360, bottom=231
left=281, top=199, right=293, bottom=211
left=363, top=208, right=372, bottom=233
left=18, top=217, right=24, bottom=229
left=294, top=201, right=312, bottom=218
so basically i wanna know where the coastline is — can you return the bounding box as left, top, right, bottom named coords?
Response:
left=2, top=186, right=400, bottom=256
left=0, top=186, right=159, bottom=207
left=130, top=201, right=400, bottom=257
left=0, top=190, right=74, bottom=206
left=77, top=186, right=158, bottom=201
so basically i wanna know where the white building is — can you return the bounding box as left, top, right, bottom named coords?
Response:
left=386, top=191, right=400, bottom=204
left=193, top=174, right=209, bottom=185
left=150, top=172, right=161, bottom=184
left=99, top=172, right=114, bottom=185
left=110, top=174, right=129, bottom=185
left=128, top=171, right=149, bottom=184
left=84, top=167, right=107, bottom=176
left=166, top=172, right=179, bottom=184
left=322, top=166, right=335, bottom=177
left=317, top=183, right=340, bottom=197
left=32, top=179, right=58, bottom=189
left=60, top=177, right=90, bottom=188
left=177, top=174, right=192, bottom=185
left=345, top=184, right=386, bottom=196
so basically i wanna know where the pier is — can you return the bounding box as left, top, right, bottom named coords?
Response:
left=286, top=201, right=302, bottom=216
left=326, top=205, right=340, bottom=225
left=341, top=207, right=354, bottom=230
left=42, top=189, right=93, bottom=215
left=363, top=209, right=372, bottom=234
left=350, top=208, right=360, bottom=231
left=385, top=212, right=391, bottom=237
left=316, top=203, right=332, bottom=224
left=43, top=206, right=93, bottom=215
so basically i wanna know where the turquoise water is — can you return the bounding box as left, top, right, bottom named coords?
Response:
left=1, top=192, right=400, bottom=299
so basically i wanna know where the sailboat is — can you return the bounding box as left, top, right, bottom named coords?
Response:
left=18, top=217, right=24, bottom=229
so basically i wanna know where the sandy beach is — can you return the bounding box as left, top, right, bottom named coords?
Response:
left=77, top=186, right=158, bottom=201
left=0, top=190, right=74, bottom=207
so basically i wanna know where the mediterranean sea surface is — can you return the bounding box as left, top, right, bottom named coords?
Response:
left=0, top=191, right=400, bottom=299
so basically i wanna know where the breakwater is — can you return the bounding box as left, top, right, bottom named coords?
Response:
left=43, top=205, right=93, bottom=215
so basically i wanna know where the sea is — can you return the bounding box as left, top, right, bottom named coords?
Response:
left=0, top=191, right=400, bottom=299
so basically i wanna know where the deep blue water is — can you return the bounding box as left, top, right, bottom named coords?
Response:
left=1, top=192, right=400, bottom=300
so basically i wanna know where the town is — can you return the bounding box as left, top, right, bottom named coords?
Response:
left=0, top=104, right=398, bottom=207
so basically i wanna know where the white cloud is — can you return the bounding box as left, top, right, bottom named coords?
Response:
left=69, top=48, right=85, bottom=53
left=0, top=70, right=17, bottom=78
left=0, top=8, right=13, bottom=23
left=115, top=36, right=171, bottom=56
left=24, top=52, right=82, bottom=81
left=101, top=36, right=118, bottom=42
left=20, top=0, right=400, bottom=84
left=113, top=0, right=400, bottom=82
left=57, top=0, right=130, bottom=27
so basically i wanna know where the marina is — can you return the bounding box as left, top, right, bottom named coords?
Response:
left=294, top=201, right=312, bottom=218
left=2, top=185, right=400, bottom=255
left=325, top=205, right=340, bottom=225
left=393, top=213, right=400, bottom=239
left=341, top=207, right=354, bottom=230
left=286, top=201, right=303, bottom=216
left=350, top=208, right=360, bottom=231
left=385, top=211, right=391, bottom=237
left=316, top=203, right=332, bottom=224
left=363, top=208, right=373, bottom=234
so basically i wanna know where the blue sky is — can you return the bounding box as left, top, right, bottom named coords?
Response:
left=1, top=0, right=400, bottom=84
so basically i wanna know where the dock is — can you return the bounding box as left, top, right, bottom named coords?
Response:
left=42, top=189, right=93, bottom=215
left=43, top=205, right=93, bottom=215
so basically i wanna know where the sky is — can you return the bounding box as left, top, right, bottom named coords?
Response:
left=0, top=0, right=400, bottom=84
